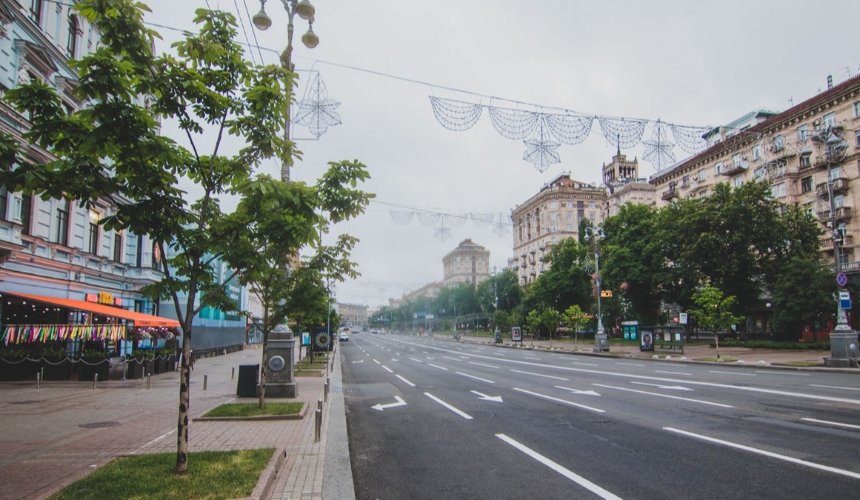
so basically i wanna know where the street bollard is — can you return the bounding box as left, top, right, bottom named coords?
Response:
left=36, top=372, right=41, bottom=390
left=231, top=366, right=235, bottom=380
left=40, top=367, right=44, bottom=384
left=93, top=373, right=98, bottom=390
left=203, top=373, right=208, bottom=391
left=314, top=409, right=322, bottom=443
left=325, top=377, right=330, bottom=402
left=146, top=373, right=151, bottom=390
left=318, top=399, right=323, bottom=413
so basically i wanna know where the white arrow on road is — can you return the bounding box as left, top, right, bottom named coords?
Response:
left=554, top=386, right=601, bottom=396
left=470, top=390, right=504, bottom=403
left=631, top=381, right=693, bottom=391
left=371, top=396, right=407, bottom=412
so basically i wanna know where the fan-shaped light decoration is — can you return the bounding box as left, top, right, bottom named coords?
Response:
left=429, top=96, right=483, bottom=131
left=488, top=106, right=540, bottom=140
left=470, top=212, right=495, bottom=229
left=598, top=117, right=647, bottom=149
left=491, top=213, right=511, bottom=238
left=522, top=138, right=561, bottom=172
left=669, top=124, right=709, bottom=155
left=389, top=210, right=415, bottom=226
left=442, top=212, right=468, bottom=229
left=294, top=72, right=341, bottom=138
left=544, top=113, right=594, bottom=145
left=416, top=211, right=441, bottom=228
left=642, top=120, right=676, bottom=170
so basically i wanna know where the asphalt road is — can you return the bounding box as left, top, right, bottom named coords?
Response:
left=341, top=333, right=860, bottom=500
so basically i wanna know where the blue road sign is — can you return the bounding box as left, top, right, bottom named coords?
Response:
left=837, top=272, right=848, bottom=287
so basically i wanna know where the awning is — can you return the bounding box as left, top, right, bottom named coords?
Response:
left=4, top=292, right=180, bottom=328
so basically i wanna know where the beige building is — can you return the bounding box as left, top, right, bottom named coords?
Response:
left=604, top=151, right=656, bottom=217
left=650, top=75, right=860, bottom=270
left=511, top=174, right=606, bottom=285
left=336, top=302, right=368, bottom=329
left=442, top=238, right=490, bottom=286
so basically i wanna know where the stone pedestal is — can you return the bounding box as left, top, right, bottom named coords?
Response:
left=264, top=329, right=297, bottom=397
left=824, top=328, right=859, bottom=368
left=593, top=332, right=609, bottom=352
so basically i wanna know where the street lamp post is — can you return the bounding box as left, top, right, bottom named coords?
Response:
left=813, top=125, right=859, bottom=367
left=492, top=267, right=501, bottom=344
left=253, top=0, right=319, bottom=182
left=584, top=226, right=609, bottom=352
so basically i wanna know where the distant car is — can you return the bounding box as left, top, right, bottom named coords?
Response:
left=339, top=331, right=349, bottom=342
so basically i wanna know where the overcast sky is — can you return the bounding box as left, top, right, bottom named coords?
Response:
left=144, top=0, right=860, bottom=308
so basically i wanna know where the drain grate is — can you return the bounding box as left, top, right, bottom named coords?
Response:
left=341, top=387, right=360, bottom=393
left=79, top=421, right=121, bottom=429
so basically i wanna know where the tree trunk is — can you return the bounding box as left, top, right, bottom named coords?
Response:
left=175, top=329, right=192, bottom=474
left=258, top=333, right=268, bottom=409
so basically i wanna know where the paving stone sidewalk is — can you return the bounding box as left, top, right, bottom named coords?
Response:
left=0, top=345, right=350, bottom=499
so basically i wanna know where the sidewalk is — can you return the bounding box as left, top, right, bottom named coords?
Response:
left=0, top=344, right=353, bottom=499
left=451, top=334, right=857, bottom=372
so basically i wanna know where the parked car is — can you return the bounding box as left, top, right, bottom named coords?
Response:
left=339, top=331, right=349, bottom=342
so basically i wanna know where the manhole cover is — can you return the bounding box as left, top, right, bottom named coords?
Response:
left=79, top=421, right=121, bottom=429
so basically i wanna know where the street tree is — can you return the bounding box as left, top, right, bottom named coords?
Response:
left=563, top=304, right=590, bottom=344
left=0, top=2, right=359, bottom=474
left=770, top=255, right=834, bottom=340
left=525, top=306, right=562, bottom=344
left=689, top=284, right=744, bottom=359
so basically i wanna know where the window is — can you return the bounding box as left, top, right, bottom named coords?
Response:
left=823, top=112, right=836, bottom=128
left=855, top=129, right=860, bottom=147
left=833, top=194, right=845, bottom=209
left=804, top=203, right=815, bottom=217
left=135, top=234, right=143, bottom=267
left=854, top=101, right=860, bottom=118
left=830, top=166, right=843, bottom=180
left=799, top=153, right=812, bottom=168
left=18, top=194, right=32, bottom=235
left=715, top=162, right=724, bottom=175
left=0, top=185, right=6, bottom=221
left=681, top=175, right=690, bottom=188
left=113, top=231, right=123, bottom=262
left=797, top=124, right=810, bottom=142
left=732, top=154, right=744, bottom=167
left=771, top=183, right=786, bottom=198
left=55, top=200, right=69, bottom=246
left=67, top=15, right=80, bottom=58
left=732, top=176, right=743, bottom=188
left=752, top=145, right=762, bottom=160
left=773, top=135, right=785, bottom=151
left=151, top=241, right=161, bottom=269
left=800, top=176, right=813, bottom=193
left=696, top=169, right=706, bottom=182
left=29, top=0, right=43, bottom=24
left=754, top=167, right=766, bottom=180
left=88, top=210, right=99, bottom=254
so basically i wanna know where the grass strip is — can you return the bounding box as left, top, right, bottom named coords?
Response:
left=204, top=402, right=304, bottom=418
left=50, top=449, right=273, bottom=499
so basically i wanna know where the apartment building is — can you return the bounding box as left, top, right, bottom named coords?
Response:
left=603, top=151, right=655, bottom=217
left=511, top=174, right=606, bottom=285
left=442, top=238, right=490, bottom=287
left=336, top=302, right=369, bottom=329
left=651, top=74, right=860, bottom=271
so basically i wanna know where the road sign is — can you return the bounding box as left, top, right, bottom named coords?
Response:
left=679, top=312, right=688, bottom=325
left=837, top=272, right=848, bottom=287
left=839, top=290, right=851, bottom=310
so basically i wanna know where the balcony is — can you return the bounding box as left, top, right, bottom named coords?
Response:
left=720, top=163, right=748, bottom=176
left=815, top=177, right=849, bottom=198
left=821, top=233, right=853, bottom=249
left=818, top=206, right=852, bottom=223
left=661, top=189, right=678, bottom=201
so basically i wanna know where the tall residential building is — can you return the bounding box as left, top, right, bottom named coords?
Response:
left=442, top=238, right=490, bottom=287
left=511, top=174, right=606, bottom=285
left=336, top=302, right=368, bottom=328
left=650, top=74, right=860, bottom=272
left=604, top=151, right=656, bottom=217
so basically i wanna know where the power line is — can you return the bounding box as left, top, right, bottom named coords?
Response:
left=231, top=0, right=257, bottom=65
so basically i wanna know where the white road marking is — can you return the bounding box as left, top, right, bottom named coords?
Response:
left=513, top=388, right=605, bottom=413
left=654, top=370, right=692, bottom=376
left=424, top=392, right=473, bottom=420
left=385, top=338, right=860, bottom=406
left=373, top=359, right=381, bottom=365
left=523, top=355, right=541, bottom=359
left=471, top=390, right=503, bottom=403
left=664, top=427, right=860, bottom=480
left=801, top=417, right=860, bottom=431
left=427, top=363, right=448, bottom=371
left=571, top=361, right=599, bottom=367
left=554, top=386, right=601, bottom=396
left=510, top=369, right=569, bottom=381
left=496, top=434, right=621, bottom=500
left=469, top=361, right=501, bottom=369
left=709, top=370, right=756, bottom=377
left=615, top=362, right=645, bottom=367
left=391, top=359, right=399, bottom=362
left=409, top=357, right=424, bottom=363
left=396, top=375, right=416, bottom=387
left=456, top=372, right=495, bottom=384
left=443, top=356, right=462, bottom=362
left=351, top=360, right=365, bottom=364
left=809, top=384, right=860, bottom=392
left=594, top=384, right=732, bottom=408
left=630, top=381, right=693, bottom=391
left=371, top=396, right=407, bottom=412
left=755, top=371, right=810, bottom=377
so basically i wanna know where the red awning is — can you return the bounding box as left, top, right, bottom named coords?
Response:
left=5, top=292, right=180, bottom=328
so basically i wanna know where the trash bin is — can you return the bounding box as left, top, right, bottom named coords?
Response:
left=237, top=364, right=259, bottom=397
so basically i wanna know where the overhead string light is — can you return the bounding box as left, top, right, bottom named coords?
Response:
left=294, top=71, right=342, bottom=138
left=429, top=95, right=712, bottom=172
left=382, top=202, right=512, bottom=240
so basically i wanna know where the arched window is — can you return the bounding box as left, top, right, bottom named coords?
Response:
left=67, top=15, right=79, bottom=58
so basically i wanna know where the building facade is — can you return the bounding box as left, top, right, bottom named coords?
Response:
left=442, top=238, right=490, bottom=287
left=511, top=174, right=606, bottom=285
left=336, top=302, right=368, bottom=329
left=650, top=75, right=860, bottom=272
left=603, top=151, right=655, bottom=217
